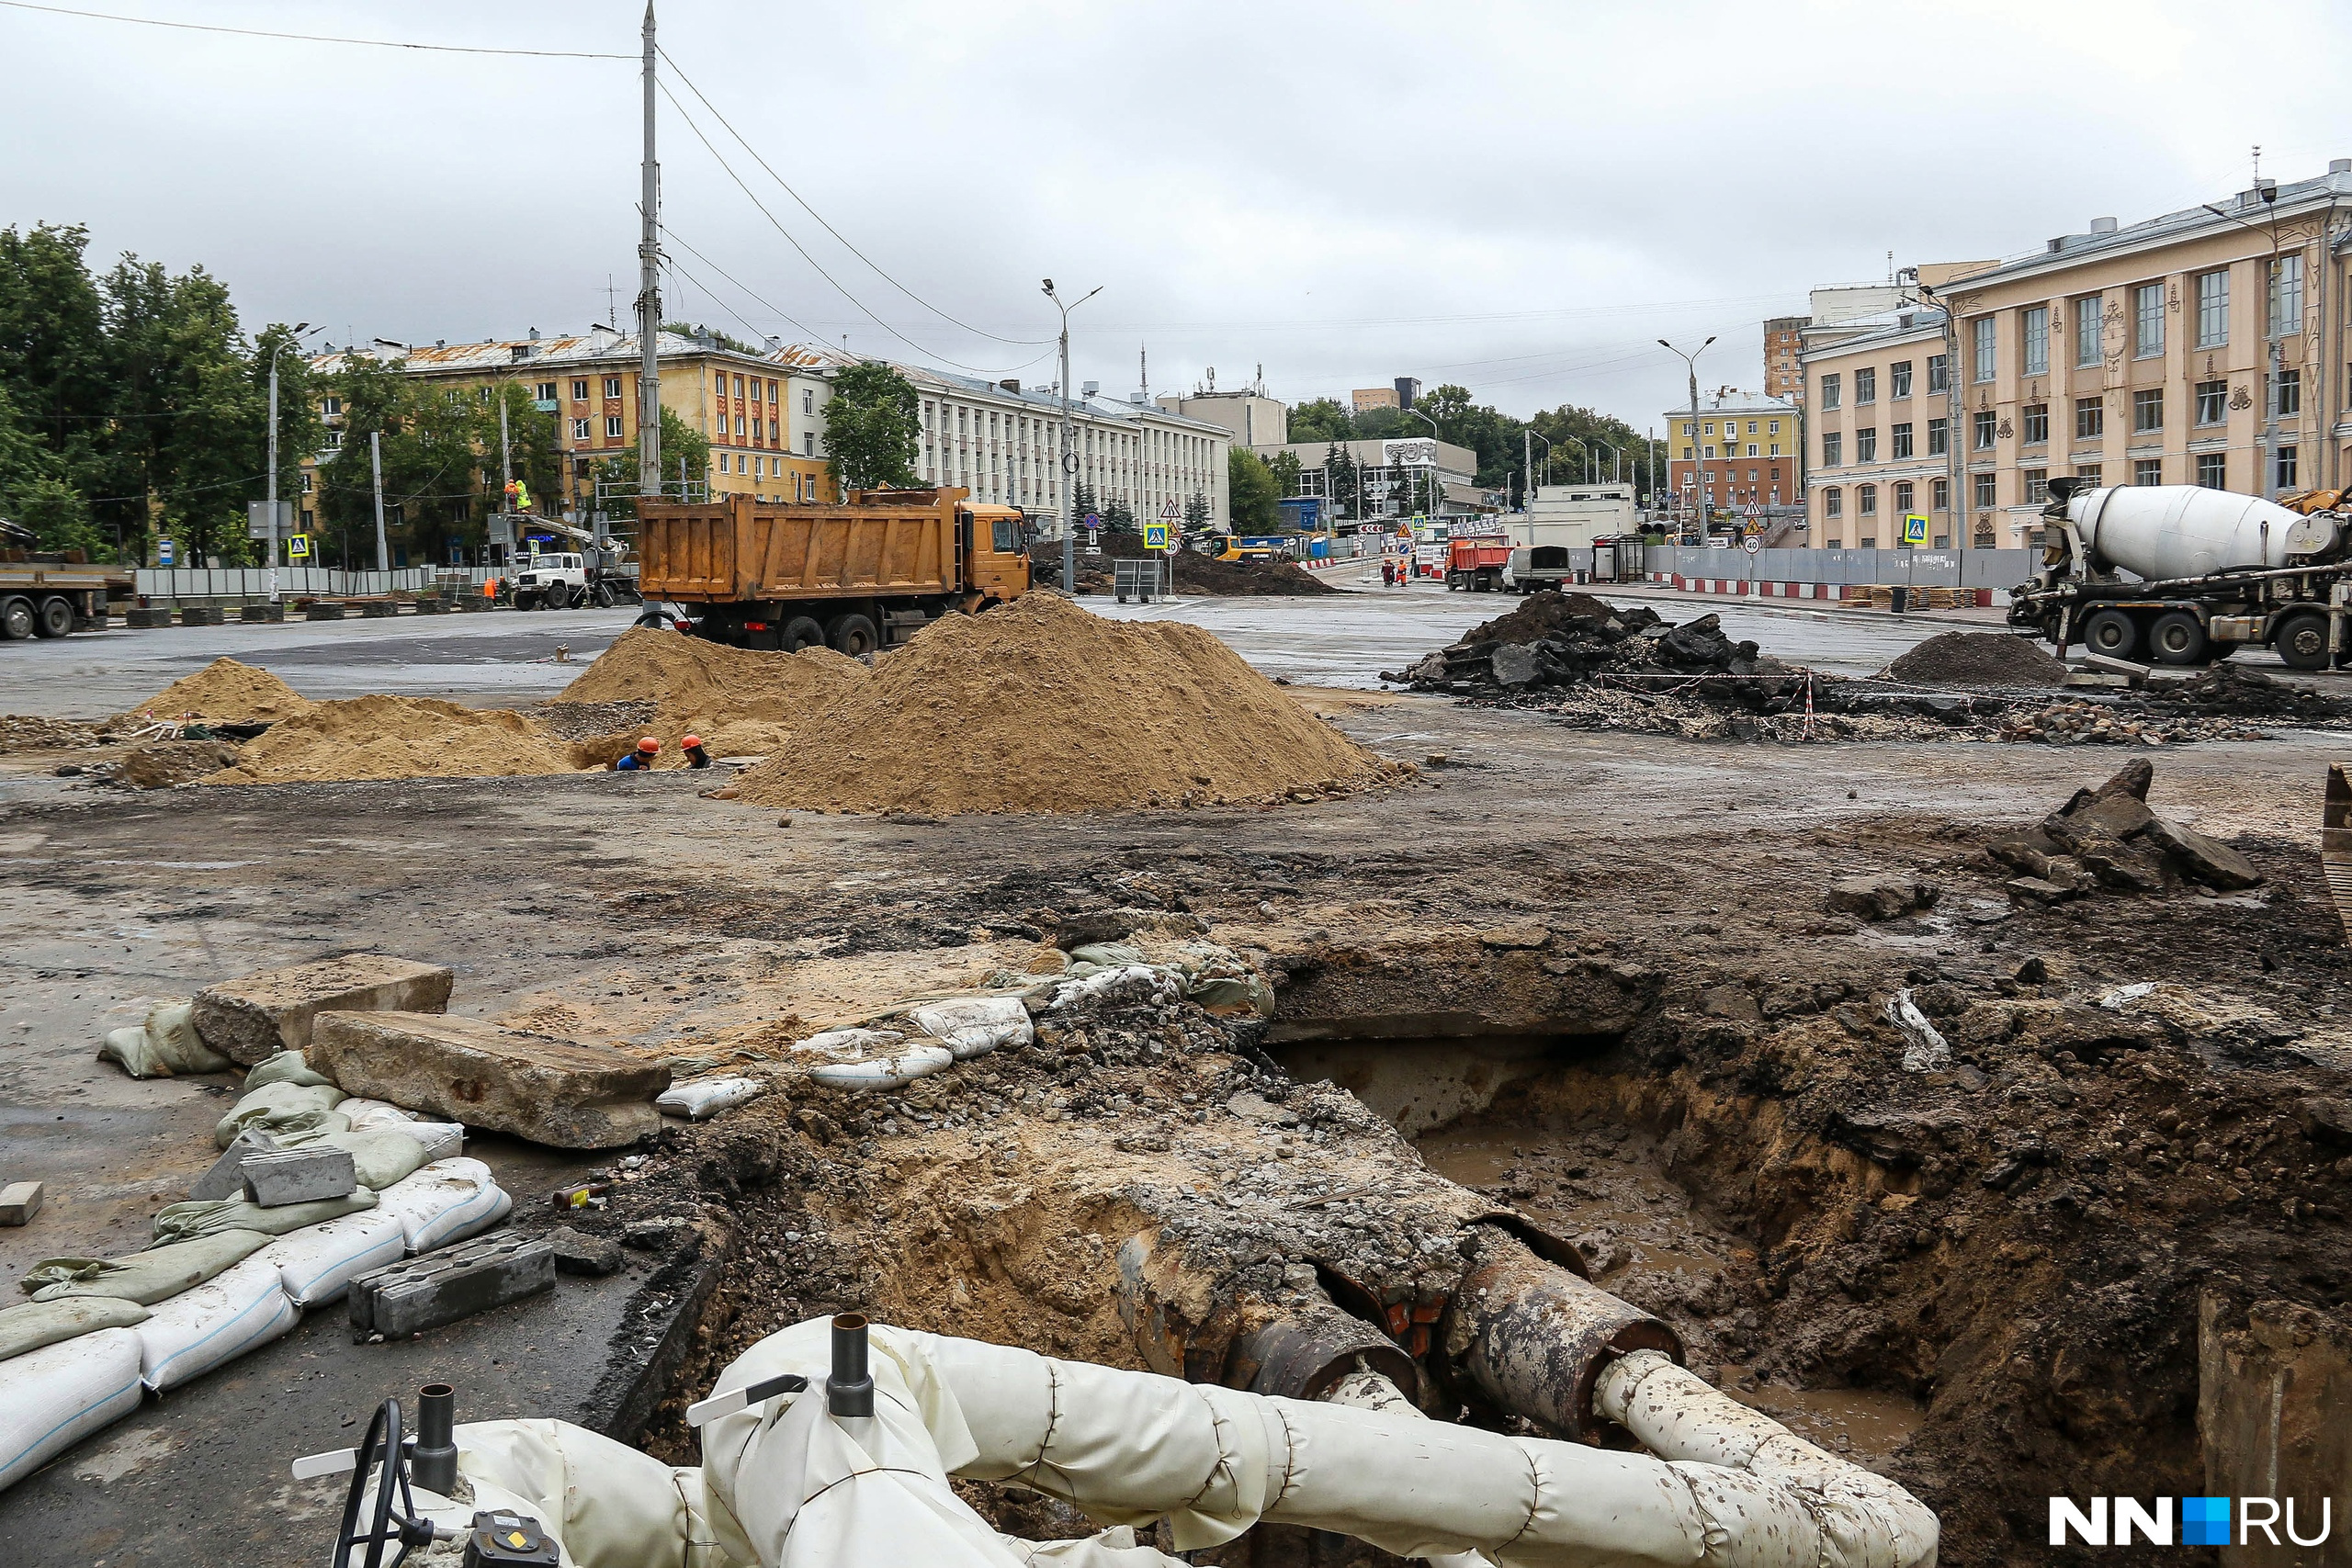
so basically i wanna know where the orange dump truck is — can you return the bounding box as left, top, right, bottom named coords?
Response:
left=634, top=487, right=1031, bottom=655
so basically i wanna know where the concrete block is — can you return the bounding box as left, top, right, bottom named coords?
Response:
left=238, top=603, right=286, bottom=624
left=0, top=1180, right=44, bottom=1225
left=2080, top=651, right=2151, bottom=682
left=190, top=1129, right=277, bottom=1201
left=124, top=606, right=170, bottom=628
left=310, top=1012, right=669, bottom=1150
left=356, top=599, right=397, bottom=618
left=546, top=1225, right=622, bottom=1277
left=347, top=1234, right=553, bottom=1339
left=240, top=1145, right=358, bottom=1207
left=190, top=953, right=455, bottom=1066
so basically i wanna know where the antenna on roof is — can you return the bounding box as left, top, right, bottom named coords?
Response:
left=606, top=275, right=617, bottom=330
left=2252, top=144, right=2262, bottom=183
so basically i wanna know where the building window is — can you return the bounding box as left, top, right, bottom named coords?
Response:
left=1927, top=354, right=1949, bottom=393
left=322, top=430, right=343, bottom=450
left=750, top=378, right=763, bottom=403
left=2270, top=254, right=2305, bottom=336
left=1971, top=472, right=1996, bottom=508
left=571, top=418, right=590, bottom=440
left=1768, top=419, right=1781, bottom=434
left=2075, top=464, right=2102, bottom=490
left=1820, top=374, right=1841, bottom=410
left=2135, top=457, right=2164, bottom=485
left=1932, top=476, right=1951, bottom=511
left=2132, top=388, right=2164, bottom=433
left=2075, top=296, right=2104, bottom=367
left=2278, top=445, right=2299, bottom=489
left=533, top=380, right=557, bottom=403
left=735, top=414, right=746, bottom=437
left=605, top=415, right=624, bottom=438
left=1973, top=317, right=1996, bottom=382
left=2197, top=453, right=2226, bottom=490
left=2195, top=379, right=2227, bottom=425
left=321, top=395, right=343, bottom=417
left=1894, top=479, right=1915, bottom=512
left=2022, top=306, right=2050, bottom=376
left=2133, top=283, right=2165, bottom=357
left=1769, top=444, right=1781, bottom=457
left=806, top=433, right=816, bottom=455
left=1855, top=367, right=1877, bottom=404
left=2023, top=468, right=2050, bottom=504
left=1927, top=416, right=1949, bottom=455
left=603, top=376, right=623, bottom=398
left=1973, top=410, right=1996, bottom=449
left=769, top=419, right=778, bottom=442
left=300, top=508, right=313, bottom=528
left=1860, top=534, right=1878, bottom=549
left=2018, top=403, right=2046, bottom=446
left=572, top=379, right=590, bottom=401
left=1747, top=421, right=1758, bottom=434
left=1890, top=361, right=1912, bottom=399
left=804, top=389, right=814, bottom=415
left=1825, top=488, right=1843, bottom=518
left=1858, top=484, right=1878, bottom=515
left=1703, top=445, right=1716, bottom=459
left=2076, top=397, right=2105, bottom=438
left=2196, top=268, right=2230, bottom=348
left=1857, top=427, right=1877, bottom=462
left=2273, top=367, right=2301, bottom=416
left=1891, top=422, right=1913, bottom=459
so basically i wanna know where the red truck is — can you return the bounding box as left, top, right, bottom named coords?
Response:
left=1444, top=533, right=1512, bottom=592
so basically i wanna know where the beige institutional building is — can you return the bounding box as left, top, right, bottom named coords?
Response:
left=1803, top=163, right=2352, bottom=549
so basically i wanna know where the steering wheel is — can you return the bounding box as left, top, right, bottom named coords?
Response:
left=332, top=1399, right=439, bottom=1568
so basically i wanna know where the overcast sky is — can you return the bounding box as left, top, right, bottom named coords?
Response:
left=6, top=0, right=2350, bottom=432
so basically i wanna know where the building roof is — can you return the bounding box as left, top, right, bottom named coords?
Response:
left=1664, top=391, right=1801, bottom=421
left=306, top=328, right=845, bottom=377
left=894, top=361, right=1232, bottom=436
left=1796, top=307, right=1950, bottom=362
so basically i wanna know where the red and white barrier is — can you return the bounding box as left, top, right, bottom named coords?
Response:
left=1643, top=572, right=1991, bottom=607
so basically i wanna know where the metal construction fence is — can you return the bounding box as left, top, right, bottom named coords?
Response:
left=131, top=567, right=501, bottom=603
left=1637, top=546, right=2035, bottom=589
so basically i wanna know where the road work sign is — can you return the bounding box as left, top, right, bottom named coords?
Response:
left=1144, top=521, right=1170, bottom=551
left=1159, top=499, right=1180, bottom=522
left=1901, top=512, right=1929, bottom=546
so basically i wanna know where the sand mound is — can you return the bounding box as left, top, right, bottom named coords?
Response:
left=553, top=627, right=860, bottom=757
left=733, top=593, right=1391, bottom=815
left=1883, top=631, right=2066, bottom=688
left=209, top=695, right=579, bottom=784
left=123, top=658, right=312, bottom=724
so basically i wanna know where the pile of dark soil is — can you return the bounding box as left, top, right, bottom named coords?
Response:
left=1170, top=552, right=1337, bottom=597
left=1460, top=590, right=1632, bottom=646
left=1883, top=631, right=2066, bottom=688
left=2149, top=661, right=2352, bottom=719
left=1383, top=591, right=1781, bottom=698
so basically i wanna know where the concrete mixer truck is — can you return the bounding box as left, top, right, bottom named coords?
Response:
left=2007, top=478, right=2352, bottom=669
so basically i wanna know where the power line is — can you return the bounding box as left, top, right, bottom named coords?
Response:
left=0, top=1, right=628, bottom=57
left=658, top=48, right=1048, bottom=349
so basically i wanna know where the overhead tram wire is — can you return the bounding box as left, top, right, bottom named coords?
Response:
left=0, top=1, right=628, bottom=57
left=658, top=48, right=1048, bottom=349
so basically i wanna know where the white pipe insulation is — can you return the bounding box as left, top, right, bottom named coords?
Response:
left=694, top=1317, right=1939, bottom=1568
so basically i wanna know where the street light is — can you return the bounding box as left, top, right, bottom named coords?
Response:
left=1528, top=430, right=1553, bottom=496
left=1408, top=406, right=1440, bottom=526
left=1043, top=277, right=1102, bottom=597
left=1590, top=437, right=1621, bottom=486
left=266, top=321, right=320, bottom=590
left=1659, top=336, right=1714, bottom=543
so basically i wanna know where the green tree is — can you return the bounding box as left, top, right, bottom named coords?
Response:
left=1071, top=480, right=1099, bottom=525
left=318, top=359, right=495, bottom=568
left=1267, top=448, right=1302, bottom=499
left=585, top=405, right=710, bottom=522
left=1227, top=447, right=1280, bottom=532
left=1287, top=397, right=1352, bottom=444
left=1100, top=497, right=1136, bottom=532
left=1322, top=442, right=1359, bottom=519
left=1183, top=491, right=1210, bottom=529
left=483, top=380, right=562, bottom=516
left=823, top=360, right=919, bottom=491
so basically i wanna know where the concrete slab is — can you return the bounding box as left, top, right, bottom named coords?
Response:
left=191, top=953, right=455, bottom=1065
left=309, top=1012, right=669, bottom=1150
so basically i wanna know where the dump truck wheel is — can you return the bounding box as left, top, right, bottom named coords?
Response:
left=2147, top=611, right=2207, bottom=666
left=827, top=613, right=877, bottom=658
left=2274, top=610, right=2331, bottom=671
left=2080, top=608, right=2139, bottom=661
left=783, top=615, right=825, bottom=652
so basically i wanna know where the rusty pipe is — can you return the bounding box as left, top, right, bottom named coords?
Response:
left=1227, top=1297, right=1420, bottom=1404
left=1441, top=1225, right=1683, bottom=1445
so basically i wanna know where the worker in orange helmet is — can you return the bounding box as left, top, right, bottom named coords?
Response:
left=612, top=737, right=661, bottom=771
left=681, top=734, right=712, bottom=769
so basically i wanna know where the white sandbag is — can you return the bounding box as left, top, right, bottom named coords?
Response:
left=337, top=1100, right=465, bottom=1160
left=794, top=1027, right=905, bottom=1059
left=334, top=1097, right=415, bottom=1130
left=657, top=1077, right=765, bottom=1120
left=0, top=1298, right=149, bottom=1366
left=376, top=1158, right=513, bottom=1254
left=97, top=999, right=232, bottom=1079
left=134, top=1255, right=298, bottom=1393
left=257, top=1208, right=408, bottom=1307
left=244, top=1050, right=335, bottom=1090
left=908, top=996, right=1034, bottom=1060
left=809, top=1044, right=953, bottom=1093
left=213, top=1079, right=347, bottom=1149
left=1047, top=964, right=1183, bottom=1013
left=0, top=1327, right=145, bottom=1494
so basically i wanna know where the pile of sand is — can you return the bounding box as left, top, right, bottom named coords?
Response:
left=732, top=592, right=1393, bottom=815
left=1883, top=631, right=2067, bottom=688
left=553, top=627, right=860, bottom=758
left=208, top=695, right=580, bottom=784
left=120, top=658, right=312, bottom=724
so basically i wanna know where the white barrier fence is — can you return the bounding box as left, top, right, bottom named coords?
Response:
left=132, top=567, right=500, bottom=603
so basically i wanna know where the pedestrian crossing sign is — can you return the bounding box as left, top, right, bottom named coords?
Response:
left=288, top=534, right=313, bottom=560
left=1144, top=521, right=1169, bottom=551
left=1900, top=513, right=1929, bottom=546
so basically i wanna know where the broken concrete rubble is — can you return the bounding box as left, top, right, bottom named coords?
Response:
left=309, top=1010, right=671, bottom=1149
left=1986, top=760, right=2262, bottom=899
left=190, top=953, right=455, bottom=1065
left=1825, top=874, right=1940, bottom=922
left=347, top=1233, right=554, bottom=1339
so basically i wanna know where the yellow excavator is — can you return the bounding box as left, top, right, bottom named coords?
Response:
left=2280, top=485, right=2352, bottom=516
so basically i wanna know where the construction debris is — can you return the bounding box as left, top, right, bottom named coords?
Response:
left=114, top=738, right=239, bottom=788
left=308, top=1010, right=672, bottom=1149
left=191, top=953, right=455, bottom=1064
left=0, top=1182, right=43, bottom=1227
left=552, top=625, right=861, bottom=759
left=0, top=716, right=104, bottom=753
left=1984, top=758, right=2261, bottom=898
left=1826, top=873, right=1941, bottom=921
left=347, top=1234, right=555, bottom=1340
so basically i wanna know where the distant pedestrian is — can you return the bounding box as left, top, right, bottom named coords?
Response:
left=1381, top=558, right=1396, bottom=588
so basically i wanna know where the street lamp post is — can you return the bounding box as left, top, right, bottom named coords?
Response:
left=265, top=321, right=316, bottom=593
left=1659, top=336, right=1714, bottom=543
left=1529, top=431, right=1553, bottom=498
left=1591, top=438, right=1621, bottom=486
left=1408, top=407, right=1439, bottom=525
left=1043, top=278, right=1102, bottom=597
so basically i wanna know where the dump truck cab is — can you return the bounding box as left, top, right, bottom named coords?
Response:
left=952, top=501, right=1033, bottom=604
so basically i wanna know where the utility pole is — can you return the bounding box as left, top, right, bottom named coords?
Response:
left=1523, top=427, right=1532, bottom=513
left=369, top=429, right=389, bottom=573
left=1044, top=278, right=1101, bottom=594
left=636, top=1, right=662, bottom=500
left=499, top=392, right=513, bottom=499
left=1659, top=337, right=1714, bottom=543
left=263, top=322, right=311, bottom=597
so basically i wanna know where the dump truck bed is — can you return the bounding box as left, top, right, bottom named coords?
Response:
left=636, top=492, right=957, bottom=604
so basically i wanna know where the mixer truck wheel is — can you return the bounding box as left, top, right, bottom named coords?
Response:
left=2080, top=608, right=2140, bottom=661
left=2274, top=610, right=2331, bottom=671
left=2147, top=612, right=2208, bottom=666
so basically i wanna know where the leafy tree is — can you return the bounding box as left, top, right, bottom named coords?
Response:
left=1287, top=397, right=1352, bottom=444
left=1100, top=497, right=1136, bottom=532
left=318, top=357, right=492, bottom=568
left=823, top=360, right=919, bottom=491
left=662, top=321, right=759, bottom=355
left=482, top=380, right=562, bottom=516
left=1227, top=447, right=1280, bottom=532
left=1183, top=491, right=1210, bottom=529
left=1267, top=448, right=1302, bottom=498
left=586, top=405, right=710, bottom=521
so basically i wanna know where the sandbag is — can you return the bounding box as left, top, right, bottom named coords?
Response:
left=809, top=1044, right=953, bottom=1093
left=258, top=1208, right=408, bottom=1307
left=213, top=1079, right=347, bottom=1149
left=657, top=1077, right=766, bottom=1121
left=275, top=1126, right=429, bottom=1191
left=376, top=1158, right=513, bottom=1253
left=97, top=998, right=232, bottom=1079
left=244, top=1050, right=336, bottom=1090
left=151, top=1190, right=378, bottom=1247
left=336, top=1097, right=417, bottom=1130
left=0, top=1327, right=145, bottom=1494
left=134, top=1255, right=298, bottom=1392
left=23, top=1229, right=272, bottom=1304
left=0, top=1298, right=150, bottom=1366
left=908, top=997, right=1034, bottom=1060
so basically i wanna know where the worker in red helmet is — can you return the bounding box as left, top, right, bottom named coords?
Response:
left=681, top=734, right=712, bottom=769
left=612, top=737, right=661, bottom=771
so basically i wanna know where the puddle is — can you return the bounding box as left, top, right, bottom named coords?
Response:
left=1720, top=1365, right=1926, bottom=1468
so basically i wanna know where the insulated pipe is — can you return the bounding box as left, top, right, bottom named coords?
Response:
left=412, top=1382, right=457, bottom=1497
left=827, top=1314, right=873, bottom=1417
left=1441, top=1225, right=1684, bottom=1444
left=1320, top=1367, right=1492, bottom=1568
